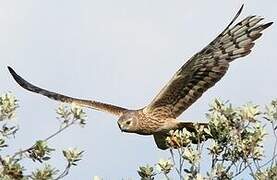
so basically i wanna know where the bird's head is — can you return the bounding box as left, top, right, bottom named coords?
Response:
left=117, top=111, right=139, bottom=133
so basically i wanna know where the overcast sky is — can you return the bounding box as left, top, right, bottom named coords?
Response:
left=0, top=0, right=276, bottom=179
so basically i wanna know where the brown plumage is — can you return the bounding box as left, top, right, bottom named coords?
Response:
left=8, top=5, right=272, bottom=150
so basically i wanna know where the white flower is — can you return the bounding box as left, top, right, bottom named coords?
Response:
left=0, top=93, right=18, bottom=120
left=156, top=158, right=173, bottom=174
left=63, top=148, right=84, bottom=166
left=240, top=103, right=260, bottom=122
left=182, top=147, right=200, bottom=164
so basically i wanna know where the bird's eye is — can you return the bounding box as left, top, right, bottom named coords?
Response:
left=126, top=121, right=131, bottom=125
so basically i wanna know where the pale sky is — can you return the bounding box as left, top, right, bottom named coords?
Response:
left=0, top=0, right=276, bottom=179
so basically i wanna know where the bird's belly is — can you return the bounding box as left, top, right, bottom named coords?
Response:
left=136, top=117, right=169, bottom=135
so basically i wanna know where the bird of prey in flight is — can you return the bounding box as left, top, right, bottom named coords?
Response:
left=8, top=5, right=272, bottom=150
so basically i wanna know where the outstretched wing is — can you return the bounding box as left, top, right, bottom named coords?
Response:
left=144, top=5, right=273, bottom=118
left=8, top=67, right=128, bottom=117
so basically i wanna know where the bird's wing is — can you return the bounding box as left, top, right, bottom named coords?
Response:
left=8, top=67, right=128, bottom=117
left=144, top=5, right=272, bottom=118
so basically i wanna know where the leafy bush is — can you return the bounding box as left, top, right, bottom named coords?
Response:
left=0, top=93, right=85, bottom=180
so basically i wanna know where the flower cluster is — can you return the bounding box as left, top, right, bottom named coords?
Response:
left=0, top=93, right=19, bottom=150
left=62, top=148, right=84, bottom=166
left=0, top=156, right=24, bottom=179
left=31, top=164, right=58, bottom=180
left=156, top=159, right=173, bottom=174
left=28, top=140, right=54, bottom=163
left=0, top=93, right=18, bottom=121
left=166, top=128, right=192, bottom=148
left=137, top=164, right=156, bottom=180
left=56, top=104, right=87, bottom=127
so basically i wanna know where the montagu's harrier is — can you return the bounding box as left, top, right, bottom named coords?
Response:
left=8, top=5, right=272, bottom=150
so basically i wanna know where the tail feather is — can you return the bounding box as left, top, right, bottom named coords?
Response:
left=153, top=122, right=210, bottom=150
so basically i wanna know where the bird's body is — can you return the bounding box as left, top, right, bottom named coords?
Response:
left=8, top=5, right=273, bottom=150
left=118, top=109, right=179, bottom=135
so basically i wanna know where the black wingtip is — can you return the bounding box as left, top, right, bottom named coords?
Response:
left=7, top=66, right=18, bottom=80
left=263, top=22, right=274, bottom=29
left=7, top=66, right=15, bottom=76
left=225, top=4, right=245, bottom=30
left=7, top=66, right=13, bottom=73
left=7, top=66, right=42, bottom=95
left=237, top=4, right=244, bottom=17
left=7, top=66, right=27, bottom=89
left=239, top=4, right=244, bottom=13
